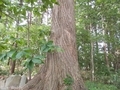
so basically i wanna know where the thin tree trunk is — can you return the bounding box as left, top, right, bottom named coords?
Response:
left=90, top=42, right=94, bottom=81
left=21, top=0, right=86, bottom=90
left=102, top=16, right=109, bottom=70
left=10, top=60, right=16, bottom=74
left=90, top=24, right=94, bottom=81
left=27, top=11, right=32, bottom=80
left=10, top=25, right=18, bottom=74
left=103, top=44, right=109, bottom=69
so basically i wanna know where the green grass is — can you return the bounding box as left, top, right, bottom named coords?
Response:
left=85, top=81, right=118, bottom=90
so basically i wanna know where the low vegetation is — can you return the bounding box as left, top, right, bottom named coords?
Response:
left=85, top=81, right=118, bottom=90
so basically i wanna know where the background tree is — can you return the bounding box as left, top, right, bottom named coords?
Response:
left=76, top=0, right=120, bottom=84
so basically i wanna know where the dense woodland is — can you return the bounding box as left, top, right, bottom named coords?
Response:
left=0, top=0, right=120, bottom=90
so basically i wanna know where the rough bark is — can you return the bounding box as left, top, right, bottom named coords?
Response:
left=21, top=0, right=86, bottom=90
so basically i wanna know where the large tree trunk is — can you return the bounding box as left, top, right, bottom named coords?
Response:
left=22, top=0, right=86, bottom=90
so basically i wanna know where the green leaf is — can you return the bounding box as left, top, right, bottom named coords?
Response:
left=44, top=48, right=51, bottom=52
left=23, top=47, right=32, bottom=52
left=13, top=6, right=17, bottom=14
left=26, top=58, right=31, bottom=63
left=0, top=44, right=8, bottom=51
left=32, top=55, right=44, bottom=64
left=25, top=0, right=30, bottom=3
left=7, top=50, right=16, bottom=58
left=0, top=53, right=5, bottom=60
left=64, top=75, right=74, bottom=86
left=55, top=1, right=59, bottom=5
left=40, top=44, right=47, bottom=52
left=0, top=23, right=5, bottom=30
left=0, top=1, right=3, bottom=5
left=51, top=0, right=56, bottom=3
left=23, top=48, right=32, bottom=57
left=16, top=51, right=25, bottom=59
left=34, top=55, right=45, bottom=59
left=0, top=53, right=7, bottom=61
left=3, top=0, right=10, bottom=4
left=22, top=8, right=26, bottom=16
left=97, top=0, right=102, bottom=3
left=32, top=58, right=42, bottom=64
left=27, top=60, right=34, bottom=70
left=42, top=0, right=45, bottom=3
left=47, top=40, right=53, bottom=45
left=24, top=58, right=33, bottom=70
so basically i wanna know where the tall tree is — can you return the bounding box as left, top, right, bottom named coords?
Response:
left=21, top=0, right=86, bottom=90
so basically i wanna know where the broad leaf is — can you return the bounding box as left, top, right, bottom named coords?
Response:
left=16, top=51, right=25, bottom=59
left=34, top=55, right=45, bottom=59
left=7, top=50, right=16, bottom=58
left=0, top=53, right=7, bottom=61
left=32, top=58, right=43, bottom=64
left=27, top=60, right=34, bottom=70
